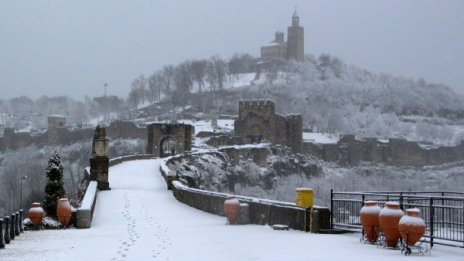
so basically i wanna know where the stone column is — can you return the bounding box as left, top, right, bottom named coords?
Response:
left=4, top=216, right=10, bottom=244
left=9, top=214, right=15, bottom=240
left=14, top=212, right=20, bottom=236
left=0, top=218, right=4, bottom=248
left=90, top=125, right=110, bottom=190
left=19, top=209, right=24, bottom=233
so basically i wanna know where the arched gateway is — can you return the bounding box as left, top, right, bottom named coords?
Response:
left=146, top=123, right=194, bottom=157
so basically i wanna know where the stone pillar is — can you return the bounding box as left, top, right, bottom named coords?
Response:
left=14, top=212, right=19, bottom=236
left=4, top=216, right=10, bottom=244
left=0, top=218, right=4, bottom=248
left=9, top=214, right=15, bottom=240
left=90, top=125, right=110, bottom=190
left=19, top=209, right=24, bottom=233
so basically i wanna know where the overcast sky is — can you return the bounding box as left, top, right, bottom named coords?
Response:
left=1, top=0, right=463, bottom=100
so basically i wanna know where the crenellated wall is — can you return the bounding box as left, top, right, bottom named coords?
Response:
left=234, top=100, right=302, bottom=153
left=303, top=134, right=464, bottom=167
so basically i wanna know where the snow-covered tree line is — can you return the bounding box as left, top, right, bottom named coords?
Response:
left=127, top=54, right=257, bottom=109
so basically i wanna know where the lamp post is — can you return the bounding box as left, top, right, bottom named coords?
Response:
left=19, top=175, right=27, bottom=210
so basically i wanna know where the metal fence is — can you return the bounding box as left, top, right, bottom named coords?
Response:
left=330, top=189, right=464, bottom=248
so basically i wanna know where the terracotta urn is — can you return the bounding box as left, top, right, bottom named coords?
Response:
left=223, top=196, right=240, bottom=225
left=398, top=208, right=426, bottom=246
left=28, top=202, right=44, bottom=225
left=56, top=198, right=72, bottom=227
left=359, top=201, right=381, bottom=243
left=379, top=202, right=404, bottom=247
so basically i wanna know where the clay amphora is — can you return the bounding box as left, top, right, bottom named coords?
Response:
left=57, top=198, right=72, bottom=227
left=398, top=208, right=426, bottom=246
left=28, top=202, right=45, bottom=225
left=379, top=202, right=404, bottom=247
left=360, top=201, right=381, bottom=243
left=223, top=196, right=241, bottom=225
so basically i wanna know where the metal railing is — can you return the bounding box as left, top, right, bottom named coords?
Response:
left=330, top=189, right=464, bottom=248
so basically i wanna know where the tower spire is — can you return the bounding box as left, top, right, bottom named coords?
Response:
left=292, top=6, right=299, bottom=26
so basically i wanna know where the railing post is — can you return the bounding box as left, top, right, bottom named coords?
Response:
left=330, top=188, right=334, bottom=229
left=361, top=194, right=365, bottom=236
left=14, top=212, right=20, bottom=237
left=9, top=214, right=15, bottom=240
left=0, top=218, right=4, bottom=249
left=462, top=200, right=464, bottom=248
left=4, top=216, right=10, bottom=244
left=19, top=209, right=24, bottom=233
left=399, top=192, right=403, bottom=210
left=429, top=198, right=434, bottom=248
left=441, top=192, right=445, bottom=229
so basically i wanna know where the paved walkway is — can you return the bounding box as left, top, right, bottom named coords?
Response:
left=1, top=159, right=462, bottom=260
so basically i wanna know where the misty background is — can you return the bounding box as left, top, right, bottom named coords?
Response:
left=1, top=0, right=463, bottom=99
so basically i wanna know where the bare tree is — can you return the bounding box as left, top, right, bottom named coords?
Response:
left=174, top=61, right=193, bottom=93
left=131, top=75, right=148, bottom=105
left=211, top=56, right=227, bottom=90
left=161, top=65, right=175, bottom=95
left=191, top=59, right=207, bottom=92
left=148, top=73, right=161, bottom=103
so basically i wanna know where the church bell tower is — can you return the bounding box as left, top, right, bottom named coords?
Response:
left=287, top=8, right=304, bottom=61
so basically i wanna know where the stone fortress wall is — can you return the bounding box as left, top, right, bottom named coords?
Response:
left=213, top=99, right=464, bottom=167
left=234, top=100, right=302, bottom=153
left=0, top=119, right=146, bottom=151
left=3, top=108, right=464, bottom=167
left=303, top=134, right=464, bottom=167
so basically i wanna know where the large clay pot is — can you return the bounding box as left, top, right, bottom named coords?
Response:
left=379, top=202, right=404, bottom=247
left=360, top=201, right=381, bottom=243
left=28, top=202, right=44, bottom=226
left=398, top=208, right=426, bottom=246
left=223, top=196, right=240, bottom=225
left=56, top=198, right=72, bottom=227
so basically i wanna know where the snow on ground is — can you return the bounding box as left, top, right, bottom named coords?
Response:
left=2, top=159, right=462, bottom=260
left=303, top=132, right=339, bottom=144
left=216, top=119, right=234, bottom=130
left=176, top=119, right=234, bottom=135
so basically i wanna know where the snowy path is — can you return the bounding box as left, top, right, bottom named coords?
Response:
left=2, top=159, right=463, bottom=260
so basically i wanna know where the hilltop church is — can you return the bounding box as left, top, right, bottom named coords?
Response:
left=260, top=10, right=304, bottom=61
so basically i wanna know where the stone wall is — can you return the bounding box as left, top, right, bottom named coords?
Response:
left=234, top=100, right=302, bottom=153
left=169, top=179, right=330, bottom=232
left=1, top=120, right=147, bottom=151
left=106, top=120, right=146, bottom=139
left=219, top=146, right=271, bottom=166
left=159, top=155, right=330, bottom=232
left=303, top=134, right=464, bottom=167
left=146, top=123, right=194, bottom=157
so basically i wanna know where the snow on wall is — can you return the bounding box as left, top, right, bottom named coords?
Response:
left=76, top=181, right=98, bottom=228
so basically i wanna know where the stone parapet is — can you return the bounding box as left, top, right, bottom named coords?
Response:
left=76, top=181, right=98, bottom=228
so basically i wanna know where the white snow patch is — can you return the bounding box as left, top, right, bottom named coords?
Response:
left=303, top=132, right=339, bottom=144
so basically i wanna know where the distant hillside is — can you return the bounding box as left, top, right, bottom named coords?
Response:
left=160, top=54, right=464, bottom=145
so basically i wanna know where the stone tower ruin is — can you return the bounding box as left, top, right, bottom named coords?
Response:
left=234, top=100, right=302, bottom=153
